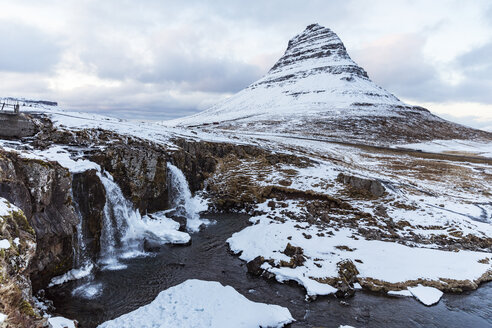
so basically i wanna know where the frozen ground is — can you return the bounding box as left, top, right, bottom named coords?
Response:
left=228, top=201, right=491, bottom=300
left=97, top=279, right=294, bottom=328
left=1, top=104, right=491, bottom=317
left=401, top=139, right=492, bottom=158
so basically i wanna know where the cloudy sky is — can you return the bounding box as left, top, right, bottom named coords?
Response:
left=1, top=0, right=491, bottom=130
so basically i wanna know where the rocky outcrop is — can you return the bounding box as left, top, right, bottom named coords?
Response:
left=72, top=170, right=106, bottom=257
left=0, top=150, right=78, bottom=290
left=337, top=173, right=385, bottom=198
left=334, top=260, right=359, bottom=298
left=89, top=140, right=171, bottom=213
left=267, top=23, right=369, bottom=82
left=34, top=126, right=173, bottom=213
left=34, top=121, right=311, bottom=213
left=0, top=198, right=45, bottom=327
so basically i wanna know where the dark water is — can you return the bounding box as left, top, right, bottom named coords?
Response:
left=47, top=214, right=492, bottom=328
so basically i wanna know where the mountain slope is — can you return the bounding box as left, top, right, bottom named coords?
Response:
left=168, top=24, right=491, bottom=145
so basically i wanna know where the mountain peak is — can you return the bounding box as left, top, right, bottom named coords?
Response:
left=167, top=25, right=490, bottom=145
left=266, top=23, right=368, bottom=82
left=288, top=23, right=339, bottom=50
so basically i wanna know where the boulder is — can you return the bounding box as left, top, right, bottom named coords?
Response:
left=247, top=256, right=266, bottom=276
left=337, top=173, right=385, bottom=197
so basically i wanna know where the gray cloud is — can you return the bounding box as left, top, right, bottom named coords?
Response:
left=140, top=56, right=263, bottom=93
left=458, top=42, right=492, bottom=78
left=0, top=21, right=61, bottom=73
left=54, top=80, right=216, bottom=120
left=354, top=33, right=492, bottom=105
left=352, top=35, right=438, bottom=99
left=1, top=0, right=492, bottom=125
left=437, top=113, right=492, bottom=132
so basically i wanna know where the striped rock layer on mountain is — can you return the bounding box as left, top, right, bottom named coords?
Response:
left=169, top=24, right=491, bottom=145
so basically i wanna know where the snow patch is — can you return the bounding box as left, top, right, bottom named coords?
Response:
left=97, top=279, right=294, bottom=328
left=48, top=316, right=76, bottom=328
left=400, top=139, right=492, bottom=158
left=72, top=281, right=104, bottom=299
left=408, top=285, right=444, bottom=306
left=227, top=204, right=492, bottom=297
left=10, top=145, right=100, bottom=173
left=0, top=197, right=20, bottom=218
left=48, top=263, right=94, bottom=287
left=387, top=290, right=413, bottom=297
left=0, top=239, right=10, bottom=250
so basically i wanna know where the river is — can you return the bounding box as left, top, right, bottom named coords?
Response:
left=47, top=213, right=492, bottom=328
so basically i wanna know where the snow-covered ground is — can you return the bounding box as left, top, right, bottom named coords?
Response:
left=0, top=197, right=20, bottom=218
left=388, top=285, right=444, bottom=306
left=228, top=201, right=491, bottom=300
left=1, top=100, right=491, bottom=320
left=400, top=139, right=492, bottom=158
left=48, top=316, right=77, bottom=328
left=97, top=279, right=294, bottom=328
left=5, top=105, right=491, bottom=293
left=0, top=143, right=102, bottom=173
left=0, top=239, right=10, bottom=249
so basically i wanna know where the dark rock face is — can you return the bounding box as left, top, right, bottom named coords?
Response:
left=0, top=151, right=78, bottom=290
left=335, top=259, right=359, bottom=298
left=90, top=141, right=170, bottom=213
left=72, top=170, right=106, bottom=257
left=0, top=199, right=45, bottom=327
left=337, top=173, right=385, bottom=198
left=246, top=256, right=266, bottom=276
left=281, top=243, right=306, bottom=268
left=268, top=23, right=368, bottom=80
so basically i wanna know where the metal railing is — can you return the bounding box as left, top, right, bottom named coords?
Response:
left=0, top=102, right=20, bottom=115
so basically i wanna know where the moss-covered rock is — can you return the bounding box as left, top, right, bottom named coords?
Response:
left=0, top=198, right=45, bottom=327
left=0, top=150, right=79, bottom=290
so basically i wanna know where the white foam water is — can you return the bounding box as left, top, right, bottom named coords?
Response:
left=50, top=165, right=204, bottom=290
left=97, top=170, right=194, bottom=270
left=166, top=163, right=210, bottom=232
left=72, top=281, right=104, bottom=299
left=97, top=171, right=146, bottom=270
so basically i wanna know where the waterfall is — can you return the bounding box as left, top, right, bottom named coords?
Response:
left=49, top=165, right=201, bottom=290
left=97, top=170, right=193, bottom=270
left=97, top=171, right=145, bottom=270
left=167, top=163, right=210, bottom=232
left=48, top=191, right=95, bottom=287
left=71, top=192, right=94, bottom=272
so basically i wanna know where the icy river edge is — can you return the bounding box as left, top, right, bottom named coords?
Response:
left=44, top=213, right=492, bottom=328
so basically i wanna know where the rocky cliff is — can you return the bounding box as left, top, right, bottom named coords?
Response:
left=0, top=198, right=44, bottom=327
left=0, top=150, right=81, bottom=292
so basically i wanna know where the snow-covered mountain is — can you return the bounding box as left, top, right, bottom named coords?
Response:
left=168, top=24, right=491, bottom=145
